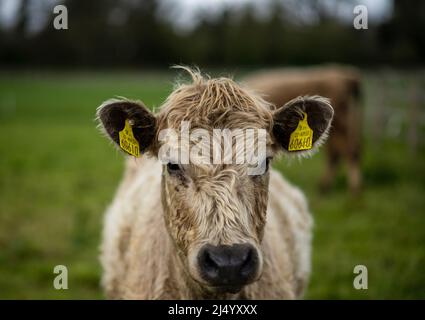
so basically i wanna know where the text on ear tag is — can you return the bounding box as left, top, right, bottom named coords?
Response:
left=119, top=119, right=140, bottom=157
left=288, top=112, right=313, bottom=151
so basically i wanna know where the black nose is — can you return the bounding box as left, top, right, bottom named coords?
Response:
left=198, top=244, right=258, bottom=287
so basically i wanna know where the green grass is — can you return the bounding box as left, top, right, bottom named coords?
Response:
left=0, top=71, right=424, bottom=299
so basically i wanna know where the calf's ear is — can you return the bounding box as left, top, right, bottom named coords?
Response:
left=96, top=99, right=156, bottom=155
left=272, top=95, right=334, bottom=155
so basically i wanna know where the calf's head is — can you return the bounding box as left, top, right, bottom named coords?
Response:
left=97, top=68, right=333, bottom=294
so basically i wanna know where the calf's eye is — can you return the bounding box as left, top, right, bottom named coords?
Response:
left=167, top=163, right=181, bottom=174
left=265, top=157, right=272, bottom=172
left=251, top=157, right=273, bottom=177
left=263, top=157, right=273, bottom=174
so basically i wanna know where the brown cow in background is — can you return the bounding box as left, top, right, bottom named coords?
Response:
left=243, top=65, right=362, bottom=194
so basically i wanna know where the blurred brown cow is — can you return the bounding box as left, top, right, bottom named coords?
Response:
left=243, top=65, right=362, bottom=195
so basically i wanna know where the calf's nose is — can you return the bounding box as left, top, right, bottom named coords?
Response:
left=198, top=243, right=258, bottom=287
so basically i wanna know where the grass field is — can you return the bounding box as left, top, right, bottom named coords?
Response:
left=0, top=70, right=424, bottom=299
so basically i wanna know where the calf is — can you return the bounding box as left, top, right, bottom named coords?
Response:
left=243, top=65, right=362, bottom=194
left=97, top=67, right=334, bottom=299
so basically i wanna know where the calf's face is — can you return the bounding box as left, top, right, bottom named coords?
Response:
left=161, top=142, right=271, bottom=293
left=97, top=76, right=333, bottom=294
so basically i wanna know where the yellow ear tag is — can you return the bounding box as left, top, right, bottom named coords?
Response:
left=288, top=112, right=313, bottom=151
left=119, top=119, right=140, bottom=157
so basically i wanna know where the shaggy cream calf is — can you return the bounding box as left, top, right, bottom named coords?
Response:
left=97, top=68, right=333, bottom=299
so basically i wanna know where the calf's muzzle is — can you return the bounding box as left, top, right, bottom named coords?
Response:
left=197, top=243, right=259, bottom=291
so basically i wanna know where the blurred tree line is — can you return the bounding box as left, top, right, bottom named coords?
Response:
left=0, top=0, right=424, bottom=68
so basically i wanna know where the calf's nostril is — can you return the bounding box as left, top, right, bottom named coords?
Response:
left=202, top=250, right=219, bottom=278
left=240, top=248, right=256, bottom=276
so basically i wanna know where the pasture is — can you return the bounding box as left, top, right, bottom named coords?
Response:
left=0, top=70, right=424, bottom=299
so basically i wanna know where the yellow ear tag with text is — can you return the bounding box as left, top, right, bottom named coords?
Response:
left=119, top=119, right=140, bottom=157
left=288, top=112, right=313, bottom=151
